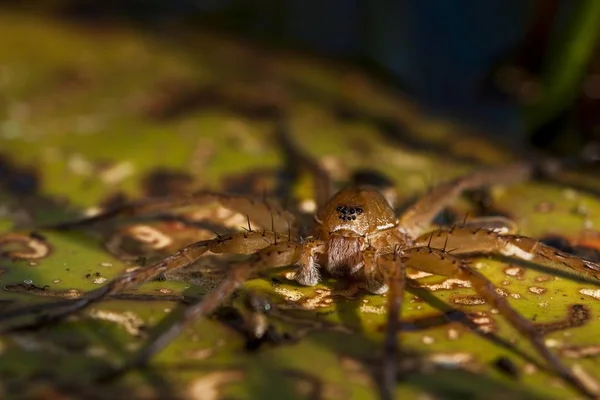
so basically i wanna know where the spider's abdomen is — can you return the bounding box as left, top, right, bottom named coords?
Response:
left=315, top=186, right=397, bottom=239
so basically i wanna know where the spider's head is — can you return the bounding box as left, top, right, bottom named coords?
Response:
left=314, top=186, right=397, bottom=239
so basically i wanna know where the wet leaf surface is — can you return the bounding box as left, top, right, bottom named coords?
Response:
left=1, top=11, right=600, bottom=400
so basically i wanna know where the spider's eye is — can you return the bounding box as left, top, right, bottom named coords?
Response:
left=336, top=206, right=343, bottom=212
left=356, top=207, right=363, bottom=214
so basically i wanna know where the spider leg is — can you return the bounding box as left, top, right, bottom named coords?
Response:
left=362, top=245, right=386, bottom=294
left=457, top=216, right=518, bottom=234
left=42, top=191, right=296, bottom=234
left=361, top=245, right=407, bottom=399
left=414, top=227, right=600, bottom=281
left=0, top=230, right=290, bottom=332
left=401, top=246, right=595, bottom=398
left=293, top=238, right=326, bottom=286
left=119, top=240, right=300, bottom=370
left=398, top=163, right=533, bottom=236
left=276, top=119, right=333, bottom=209
left=379, top=251, right=407, bottom=400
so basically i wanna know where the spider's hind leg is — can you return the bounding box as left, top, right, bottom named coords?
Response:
left=361, top=245, right=408, bottom=400
left=401, top=246, right=596, bottom=398
left=378, top=252, right=407, bottom=400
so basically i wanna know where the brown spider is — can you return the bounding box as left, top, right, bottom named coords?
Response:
left=2, top=135, right=600, bottom=399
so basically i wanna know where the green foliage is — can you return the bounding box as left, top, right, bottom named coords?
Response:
left=1, top=11, right=600, bottom=399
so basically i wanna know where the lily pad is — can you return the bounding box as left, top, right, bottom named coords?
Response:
left=1, top=10, right=600, bottom=400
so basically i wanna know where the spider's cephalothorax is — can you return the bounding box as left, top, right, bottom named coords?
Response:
left=314, top=186, right=397, bottom=238
left=308, top=186, right=402, bottom=283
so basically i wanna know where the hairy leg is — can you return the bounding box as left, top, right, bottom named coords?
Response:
left=42, top=191, right=296, bottom=234
left=0, top=230, right=291, bottom=332
left=414, top=227, right=600, bottom=281
left=398, top=163, right=533, bottom=237
left=292, top=237, right=327, bottom=286
left=379, top=251, right=406, bottom=400
left=362, top=245, right=386, bottom=294
left=401, top=246, right=595, bottom=398
left=457, top=216, right=518, bottom=235
left=116, top=240, right=300, bottom=370
left=362, top=246, right=407, bottom=399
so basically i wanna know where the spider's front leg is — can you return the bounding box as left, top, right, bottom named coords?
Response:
left=402, top=246, right=596, bottom=398
left=0, top=230, right=292, bottom=332
left=42, top=191, right=296, bottom=234
left=414, top=227, right=600, bottom=281
left=362, top=247, right=407, bottom=400
left=117, top=239, right=302, bottom=371
left=398, top=163, right=534, bottom=237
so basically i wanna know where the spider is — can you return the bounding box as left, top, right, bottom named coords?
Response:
left=2, top=132, right=600, bottom=400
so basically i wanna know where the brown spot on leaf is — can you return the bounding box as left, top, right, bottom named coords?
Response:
left=0, top=233, right=52, bottom=260
left=452, top=295, right=486, bottom=306
left=412, top=278, right=471, bottom=291
left=466, top=311, right=497, bottom=333
left=503, top=266, right=524, bottom=278
left=561, top=345, right=600, bottom=359
left=185, top=348, right=214, bottom=360
left=4, top=283, right=81, bottom=299
left=85, top=309, right=145, bottom=336
left=428, top=352, right=474, bottom=368
left=536, top=304, right=591, bottom=334
left=187, top=371, right=244, bottom=400
left=579, top=288, right=600, bottom=300
left=528, top=286, right=547, bottom=295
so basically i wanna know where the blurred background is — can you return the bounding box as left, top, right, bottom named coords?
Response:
left=2, top=0, right=599, bottom=155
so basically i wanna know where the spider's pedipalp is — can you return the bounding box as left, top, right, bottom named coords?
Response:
left=362, top=245, right=387, bottom=294
left=401, top=246, right=595, bottom=398
left=414, top=227, right=600, bottom=282
left=293, top=238, right=326, bottom=286
left=121, top=240, right=301, bottom=370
